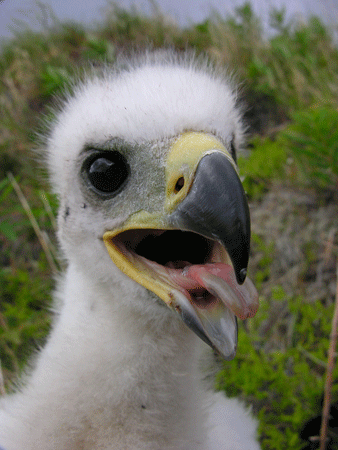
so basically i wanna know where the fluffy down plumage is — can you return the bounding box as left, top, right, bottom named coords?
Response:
left=0, top=51, right=260, bottom=450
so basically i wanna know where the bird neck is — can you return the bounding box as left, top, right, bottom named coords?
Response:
left=35, top=262, right=204, bottom=432
left=5, top=262, right=208, bottom=449
left=56, top=262, right=200, bottom=367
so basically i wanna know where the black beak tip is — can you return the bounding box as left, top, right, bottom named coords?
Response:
left=238, top=268, right=247, bottom=285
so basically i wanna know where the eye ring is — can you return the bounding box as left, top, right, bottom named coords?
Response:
left=82, top=150, right=130, bottom=197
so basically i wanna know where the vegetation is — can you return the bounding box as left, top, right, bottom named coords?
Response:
left=1, top=3, right=338, bottom=449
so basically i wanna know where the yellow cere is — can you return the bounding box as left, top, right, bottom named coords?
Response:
left=165, top=132, right=235, bottom=213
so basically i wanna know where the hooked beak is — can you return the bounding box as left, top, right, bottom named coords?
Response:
left=169, top=151, right=250, bottom=285
left=103, top=132, right=258, bottom=359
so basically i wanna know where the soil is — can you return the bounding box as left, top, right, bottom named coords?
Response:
left=250, top=184, right=337, bottom=305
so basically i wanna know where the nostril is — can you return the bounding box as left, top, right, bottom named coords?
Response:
left=174, top=177, right=185, bottom=193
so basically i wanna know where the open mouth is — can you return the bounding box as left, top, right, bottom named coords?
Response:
left=117, top=229, right=220, bottom=310
left=107, top=228, right=257, bottom=317
left=104, top=226, right=258, bottom=359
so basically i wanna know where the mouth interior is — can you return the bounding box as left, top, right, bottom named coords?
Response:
left=127, top=229, right=212, bottom=266
left=112, top=229, right=217, bottom=308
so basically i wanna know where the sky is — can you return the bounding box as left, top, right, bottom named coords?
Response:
left=0, top=0, right=338, bottom=41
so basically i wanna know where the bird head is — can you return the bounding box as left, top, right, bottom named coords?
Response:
left=46, top=52, right=259, bottom=360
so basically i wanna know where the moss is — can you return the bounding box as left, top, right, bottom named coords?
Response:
left=281, top=107, right=338, bottom=198
left=216, top=294, right=336, bottom=449
left=239, top=137, right=288, bottom=200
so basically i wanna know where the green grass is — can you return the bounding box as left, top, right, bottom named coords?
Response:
left=282, top=107, right=338, bottom=198
left=0, top=176, right=58, bottom=384
left=217, top=277, right=337, bottom=449
left=1, top=3, right=338, bottom=449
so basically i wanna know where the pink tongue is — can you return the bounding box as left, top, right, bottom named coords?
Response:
left=183, top=263, right=259, bottom=320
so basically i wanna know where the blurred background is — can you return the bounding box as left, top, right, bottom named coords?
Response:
left=1, top=0, right=338, bottom=39
left=1, top=1, right=338, bottom=449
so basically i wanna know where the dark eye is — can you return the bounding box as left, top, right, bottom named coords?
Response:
left=84, top=151, right=129, bottom=195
